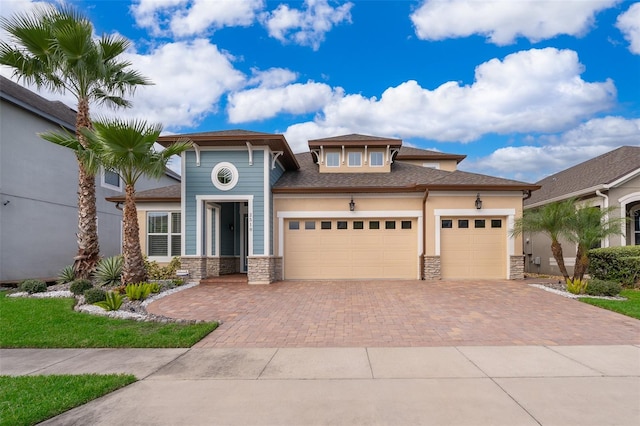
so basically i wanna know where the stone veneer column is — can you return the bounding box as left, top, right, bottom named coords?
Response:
left=510, top=255, right=525, bottom=280
left=248, top=256, right=282, bottom=284
left=205, top=257, right=220, bottom=277
left=180, top=256, right=207, bottom=280
left=423, top=256, right=441, bottom=280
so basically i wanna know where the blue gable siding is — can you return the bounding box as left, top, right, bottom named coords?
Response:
left=184, top=149, right=266, bottom=255
left=268, top=161, right=285, bottom=255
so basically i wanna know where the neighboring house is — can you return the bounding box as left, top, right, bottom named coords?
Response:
left=0, top=77, right=179, bottom=282
left=523, top=146, right=640, bottom=276
left=124, top=130, right=538, bottom=284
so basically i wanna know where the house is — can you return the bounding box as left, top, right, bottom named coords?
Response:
left=523, top=146, right=640, bottom=276
left=0, top=76, right=179, bottom=282
left=121, top=130, right=538, bottom=284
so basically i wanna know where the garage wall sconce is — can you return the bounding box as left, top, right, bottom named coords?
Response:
left=475, top=193, right=483, bottom=210
left=349, top=197, right=356, bottom=212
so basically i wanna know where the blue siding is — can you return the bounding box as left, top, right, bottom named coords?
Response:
left=184, top=149, right=265, bottom=255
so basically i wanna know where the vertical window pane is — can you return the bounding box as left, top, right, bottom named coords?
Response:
left=104, top=169, right=120, bottom=187
left=348, top=152, right=361, bottom=166
left=370, top=152, right=383, bottom=166
left=385, top=221, right=396, bottom=229
left=148, top=235, right=168, bottom=256
left=148, top=213, right=168, bottom=233
left=171, top=236, right=181, bottom=256
left=326, top=152, right=339, bottom=167
left=171, top=212, right=181, bottom=233
left=441, top=219, right=453, bottom=229
left=369, top=221, right=380, bottom=229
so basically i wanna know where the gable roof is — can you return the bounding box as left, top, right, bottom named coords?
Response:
left=156, top=129, right=300, bottom=170
left=308, top=133, right=402, bottom=148
left=396, top=146, right=466, bottom=164
left=273, top=152, right=538, bottom=193
left=525, top=146, right=640, bottom=207
left=0, top=76, right=76, bottom=129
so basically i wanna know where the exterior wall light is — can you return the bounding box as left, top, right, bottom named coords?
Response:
left=349, top=197, right=355, bottom=211
left=475, top=193, right=482, bottom=209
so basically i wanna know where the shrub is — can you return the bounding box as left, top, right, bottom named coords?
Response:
left=589, top=246, right=640, bottom=286
left=84, top=288, right=106, bottom=304
left=145, top=256, right=181, bottom=280
left=125, top=283, right=153, bottom=301
left=172, top=278, right=184, bottom=286
left=95, top=256, right=123, bottom=286
left=584, top=279, right=622, bottom=297
left=566, top=278, right=587, bottom=295
left=94, top=291, right=123, bottom=311
left=148, top=282, right=161, bottom=293
left=56, top=265, right=75, bottom=284
left=19, top=279, right=47, bottom=294
left=70, top=279, right=93, bottom=296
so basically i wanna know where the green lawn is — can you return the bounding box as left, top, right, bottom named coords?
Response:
left=0, top=374, right=136, bottom=426
left=0, top=292, right=218, bottom=348
left=579, top=289, right=640, bottom=320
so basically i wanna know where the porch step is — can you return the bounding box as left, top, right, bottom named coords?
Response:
left=200, top=274, right=248, bottom=285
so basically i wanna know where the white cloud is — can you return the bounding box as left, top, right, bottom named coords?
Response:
left=616, top=2, right=640, bottom=54
left=466, top=116, right=640, bottom=181
left=246, top=67, right=298, bottom=88
left=282, top=48, right=616, bottom=149
left=262, top=0, right=353, bottom=50
left=227, top=81, right=341, bottom=123
left=410, top=0, right=619, bottom=45
left=131, top=0, right=263, bottom=37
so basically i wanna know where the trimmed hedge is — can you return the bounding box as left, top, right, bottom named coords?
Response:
left=588, top=246, right=640, bottom=286
left=585, top=279, right=622, bottom=297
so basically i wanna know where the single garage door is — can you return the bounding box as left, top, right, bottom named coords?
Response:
left=440, top=217, right=506, bottom=279
left=284, top=218, right=418, bottom=280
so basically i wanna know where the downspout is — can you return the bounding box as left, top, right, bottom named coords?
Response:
left=596, top=190, right=610, bottom=248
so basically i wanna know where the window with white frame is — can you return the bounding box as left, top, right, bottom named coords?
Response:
left=348, top=152, right=362, bottom=167
left=370, top=151, right=384, bottom=166
left=101, top=168, right=122, bottom=191
left=326, top=152, right=340, bottom=167
left=147, top=212, right=181, bottom=257
left=633, top=206, right=640, bottom=245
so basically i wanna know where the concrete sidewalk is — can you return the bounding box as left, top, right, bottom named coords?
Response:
left=2, top=345, right=639, bottom=425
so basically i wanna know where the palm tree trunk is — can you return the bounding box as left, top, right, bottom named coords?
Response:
left=572, top=245, right=589, bottom=282
left=73, top=97, right=100, bottom=279
left=121, top=184, right=147, bottom=284
left=551, top=240, right=570, bottom=281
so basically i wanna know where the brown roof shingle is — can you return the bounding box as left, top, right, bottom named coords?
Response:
left=106, top=184, right=181, bottom=203
left=273, top=153, right=538, bottom=193
left=525, top=146, right=640, bottom=206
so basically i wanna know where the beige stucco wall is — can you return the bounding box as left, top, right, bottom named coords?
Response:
left=396, top=159, right=458, bottom=171
left=317, top=148, right=392, bottom=173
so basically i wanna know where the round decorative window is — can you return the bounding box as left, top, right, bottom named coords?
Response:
left=211, top=162, right=239, bottom=191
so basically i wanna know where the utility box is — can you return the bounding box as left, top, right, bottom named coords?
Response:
left=533, top=257, right=541, bottom=265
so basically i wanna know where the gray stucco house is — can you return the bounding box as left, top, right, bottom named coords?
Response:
left=523, top=146, right=640, bottom=276
left=0, top=76, right=179, bottom=282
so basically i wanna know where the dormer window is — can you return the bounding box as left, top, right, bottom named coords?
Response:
left=348, top=152, right=362, bottom=167
left=370, top=152, right=384, bottom=167
left=326, top=152, right=340, bottom=167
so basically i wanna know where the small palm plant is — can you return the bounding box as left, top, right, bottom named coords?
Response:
left=95, top=256, right=123, bottom=286
left=94, top=291, right=123, bottom=311
left=57, top=265, right=75, bottom=284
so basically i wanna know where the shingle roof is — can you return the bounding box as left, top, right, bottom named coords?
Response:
left=0, top=76, right=76, bottom=129
left=309, top=133, right=402, bottom=145
left=525, top=146, right=640, bottom=206
left=106, top=184, right=181, bottom=203
left=397, top=146, right=466, bottom=163
left=273, top=153, right=538, bottom=193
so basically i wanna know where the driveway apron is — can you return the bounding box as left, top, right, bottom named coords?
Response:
left=146, top=279, right=640, bottom=348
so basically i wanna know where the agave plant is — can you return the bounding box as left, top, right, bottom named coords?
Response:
left=57, top=265, right=75, bottom=284
left=95, top=256, right=123, bottom=286
left=94, top=291, right=123, bottom=311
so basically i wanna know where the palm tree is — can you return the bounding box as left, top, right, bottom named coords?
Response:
left=566, top=205, right=624, bottom=282
left=79, top=118, right=191, bottom=284
left=0, top=4, right=151, bottom=278
left=511, top=199, right=576, bottom=281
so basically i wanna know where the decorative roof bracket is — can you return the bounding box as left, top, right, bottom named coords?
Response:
left=246, top=141, right=253, bottom=165
left=193, top=142, right=201, bottom=167
left=271, top=151, right=283, bottom=170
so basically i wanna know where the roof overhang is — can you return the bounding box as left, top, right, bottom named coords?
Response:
left=273, top=183, right=540, bottom=194
left=157, top=132, right=300, bottom=171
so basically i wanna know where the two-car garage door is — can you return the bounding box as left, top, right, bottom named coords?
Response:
left=284, top=218, right=418, bottom=280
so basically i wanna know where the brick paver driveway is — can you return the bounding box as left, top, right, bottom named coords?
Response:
left=146, top=279, right=640, bottom=348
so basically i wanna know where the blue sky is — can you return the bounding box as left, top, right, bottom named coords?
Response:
left=2, top=0, right=639, bottom=182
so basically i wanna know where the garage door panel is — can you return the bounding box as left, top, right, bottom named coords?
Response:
left=284, top=218, right=417, bottom=280
left=441, top=217, right=506, bottom=279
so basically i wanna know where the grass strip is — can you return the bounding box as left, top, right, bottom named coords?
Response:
left=0, top=373, right=136, bottom=426
left=579, top=289, right=640, bottom=320
left=0, top=292, right=217, bottom=348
